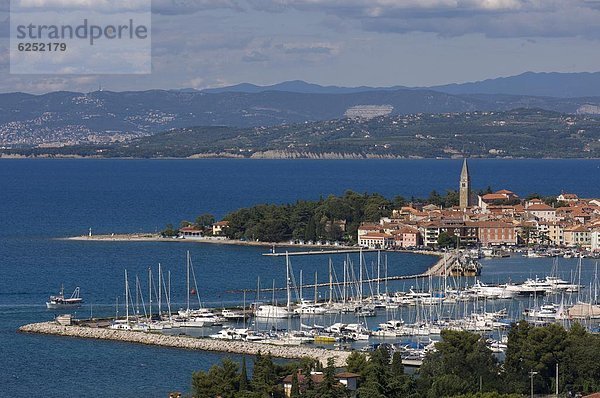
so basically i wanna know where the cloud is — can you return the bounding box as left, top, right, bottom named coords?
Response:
left=246, top=0, right=600, bottom=39
left=152, top=0, right=242, bottom=14
left=242, top=50, right=269, bottom=62
left=276, top=42, right=338, bottom=55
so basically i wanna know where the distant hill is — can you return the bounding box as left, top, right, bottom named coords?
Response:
left=201, top=80, right=405, bottom=94
left=7, top=109, right=599, bottom=159
left=1, top=85, right=600, bottom=148
left=430, top=72, right=600, bottom=98
left=199, top=72, right=600, bottom=98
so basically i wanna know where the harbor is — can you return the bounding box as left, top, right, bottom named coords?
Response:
left=23, top=248, right=600, bottom=371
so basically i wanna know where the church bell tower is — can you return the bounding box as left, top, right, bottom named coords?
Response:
left=459, top=158, right=471, bottom=209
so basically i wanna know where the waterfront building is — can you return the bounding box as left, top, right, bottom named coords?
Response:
left=212, top=221, right=229, bottom=235
left=459, top=158, right=471, bottom=209
left=357, top=232, right=395, bottom=249
left=592, top=228, right=600, bottom=252
left=392, top=226, right=421, bottom=248
left=564, top=225, right=592, bottom=248
left=357, top=224, right=382, bottom=237
left=178, top=226, right=202, bottom=237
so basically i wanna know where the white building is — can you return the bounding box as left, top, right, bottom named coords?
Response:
left=592, top=228, right=600, bottom=252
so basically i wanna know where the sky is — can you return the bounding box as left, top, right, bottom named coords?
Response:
left=1, top=0, right=600, bottom=93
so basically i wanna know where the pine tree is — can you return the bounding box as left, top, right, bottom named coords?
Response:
left=290, top=371, right=301, bottom=398
left=239, top=356, right=249, bottom=392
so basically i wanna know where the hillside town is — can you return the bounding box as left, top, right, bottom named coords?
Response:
left=357, top=159, right=600, bottom=253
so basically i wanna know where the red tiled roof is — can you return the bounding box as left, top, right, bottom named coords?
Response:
left=528, top=203, right=554, bottom=211
left=482, top=193, right=508, bottom=200
left=179, top=227, right=201, bottom=231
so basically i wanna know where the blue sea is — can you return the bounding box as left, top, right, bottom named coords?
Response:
left=1, top=158, right=599, bottom=397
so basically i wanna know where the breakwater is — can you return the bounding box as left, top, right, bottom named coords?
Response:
left=19, top=322, right=351, bottom=367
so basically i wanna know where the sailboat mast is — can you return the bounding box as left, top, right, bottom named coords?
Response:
left=186, top=251, right=190, bottom=312
left=377, top=250, right=381, bottom=297
left=148, top=267, right=152, bottom=318
left=243, top=290, right=247, bottom=329
left=342, top=260, right=347, bottom=304
left=125, top=269, right=129, bottom=323
left=314, top=271, right=318, bottom=304
left=158, top=263, right=162, bottom=316
left=329, top=258, right=333, bottom=305
left=300, top=269, right=303, bottom=303
left=286, top=252, right=291, bottom=312
left=385, top=254, right=388, bottom=296
left=359, top=249, right=363, bottom=300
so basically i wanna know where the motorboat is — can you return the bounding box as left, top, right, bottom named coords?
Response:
left=46, top=286, right=83, bottom=309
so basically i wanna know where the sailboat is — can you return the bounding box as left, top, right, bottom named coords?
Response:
left=176, top=251, right=219, bottom=327
left=254, top=252, right=297, bottom=319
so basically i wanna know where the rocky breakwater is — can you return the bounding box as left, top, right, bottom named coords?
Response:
left=19, top=322, right=351, bottom=367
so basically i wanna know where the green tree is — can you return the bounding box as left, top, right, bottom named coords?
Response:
left=345, top=351, right=368, bottom=375
left=419, top=330, right=501, bottom=397
left=192, top=358, right=239, bottom=398
left=251, top=352, right=278, bottom=397
left=358, top=347, right=391, bottom=398
left=290, top=371, right=301, bottom=398
left=239, top=356, right=249, bottom=392
left=314, top=358, right=348, bottom=398
left=161, top=223, right=178, bottom=237
left=437, top=231, right=456, bottom=248
left=504, top=321, right=567, bottom=395
left=195, top=213, right=216, bottom=228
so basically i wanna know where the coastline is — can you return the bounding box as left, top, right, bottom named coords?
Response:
left=63, top=233, right=358, bottom=250
left=19, top=322, right=351, bottom=367
left=2, top=154, right=600, bottom=160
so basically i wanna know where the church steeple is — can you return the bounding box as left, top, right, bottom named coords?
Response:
left=459, top=158, right=471, bottom=209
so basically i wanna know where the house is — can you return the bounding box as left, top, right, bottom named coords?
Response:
left=564, top=225, right=591, bottom=248
left=282, top=371, right=359, bottom=398
left=526, top=203, right=558, bottom=222
left=357, top=224, right=382, bottom=237
left=178, top=226, right=203, bottom=238
left=212, top=221, right=229, bottom=236
left=473, top=221, right=517, bottom=246
left=417, top=220, right=478, bottom=247
left=392, top=226, right=421, bottom=248
left=592, top=228, right=600, bottom=252
left=557, top=193, right=579, bottom=203
left=358, top=232, right=395, bottom=249
left=478, top=190, right=519, bottom=212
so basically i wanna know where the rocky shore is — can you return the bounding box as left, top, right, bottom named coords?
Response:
left=19, top=322, right=351, bottom=367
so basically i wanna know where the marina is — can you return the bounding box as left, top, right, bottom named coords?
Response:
left=2, top=158, right=600, bottom=397
left=27, top=248, right=600, bottom=369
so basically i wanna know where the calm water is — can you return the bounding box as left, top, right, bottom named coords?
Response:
left=1, top=158, right=599, bottom=397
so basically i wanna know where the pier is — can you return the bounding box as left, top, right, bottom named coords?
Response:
left=230, top=252, right=454, bottom=293
left=19, top=322, right=351, bottom=367
left=262, top=249, right=378, bottom=257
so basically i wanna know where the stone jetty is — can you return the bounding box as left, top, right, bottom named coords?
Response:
left=19, top=322, right=351, bottom=367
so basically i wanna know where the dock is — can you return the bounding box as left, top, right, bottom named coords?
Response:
left=262, top=249, right=378, bottom=257
left=19, top=322, right=351, bottom=367
left=230, top=252, right=454, bottom=293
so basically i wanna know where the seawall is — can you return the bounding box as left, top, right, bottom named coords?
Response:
left=19, top=322, right=351, bottom=367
